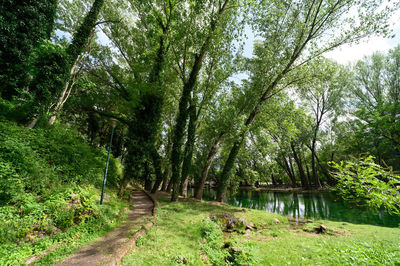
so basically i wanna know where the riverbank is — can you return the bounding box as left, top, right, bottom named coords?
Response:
left=238, top=185, right=332, bottom=192
left=122, top=193, right=400, bottom=265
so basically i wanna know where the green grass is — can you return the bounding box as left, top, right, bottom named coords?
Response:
left=122, top=194, right=400, bottom=266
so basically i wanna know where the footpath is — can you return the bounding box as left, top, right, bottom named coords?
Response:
left=57, top=190, right=155, bottom=266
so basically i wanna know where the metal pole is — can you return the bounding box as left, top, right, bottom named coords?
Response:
left=100, top=124, right=115, bottom=205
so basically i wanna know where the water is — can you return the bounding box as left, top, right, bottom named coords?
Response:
left=191, top=188, right=400, bottom=227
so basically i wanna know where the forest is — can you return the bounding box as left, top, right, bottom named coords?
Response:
left=1, top=0, right=400, bottom=265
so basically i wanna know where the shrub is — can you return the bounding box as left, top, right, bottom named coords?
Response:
left=330, top=155, right=400, bottom=215
left=199, top=218, right=258, bottom=266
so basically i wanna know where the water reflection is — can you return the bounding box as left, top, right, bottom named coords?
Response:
left=190, top=188, right=400, bottom=227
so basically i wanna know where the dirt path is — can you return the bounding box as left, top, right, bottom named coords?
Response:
left=57, top=190, right=154, bottom=266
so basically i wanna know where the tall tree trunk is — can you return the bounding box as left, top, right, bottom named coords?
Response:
left=216, top=133, right=246, bottom=202
left=42, top=0, right=104, bottom=124
left=143, top=162, right=152, bottom=191
left=151, top=149, right=164, bottom=193
left=271, top=173, right=277, bottom=186
left=166, top=176, right=174, bottom=193
left=195, top=132, right=225, bottom=200
left=161, top=166, right=170, bottom=191
left=121, top=26, right=168, bottom=193
left=170, top=0, right=230, bottom=202
left=281, top=157, right=297, bottom=187
left=306, top=164, right=311, bottom=185
left=66, top=0, right=104, bottom=65
left=291, top=143, right=309, bottom=188
left=216, top=107, right=259, bottom=202
left=288, top=157, right=297, bottom=187
left=48, top=46, right=89, bottom=124
left=309, top=140, right=321, bottom=188
left=161, top=131, right=172, bottom=191
left=179, top=102, right=197, bottom=195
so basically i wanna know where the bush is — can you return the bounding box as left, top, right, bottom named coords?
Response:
left=331, top=155, right=400, bottom=215
left=200, top=218, right=228, bottom=265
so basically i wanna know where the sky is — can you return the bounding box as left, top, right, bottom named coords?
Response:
left=241, top=8, right=400, bottom=66
left=325, top=24, right=400, bottom=65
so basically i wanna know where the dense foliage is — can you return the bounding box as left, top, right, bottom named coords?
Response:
left=331, top=155, right=400, bottom=215
left=0, top=0, right=57, bottom=100
left=0, top=119, right=122, bottom=259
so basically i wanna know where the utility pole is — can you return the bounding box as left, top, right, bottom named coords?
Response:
left=100, top=120, right=116, bottom=205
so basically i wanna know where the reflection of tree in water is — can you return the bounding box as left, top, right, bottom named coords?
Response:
left=190, top=189, right=400, bottom=227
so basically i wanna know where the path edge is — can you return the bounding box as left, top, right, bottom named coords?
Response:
left=110, top=190, right=157, bottom=266
left=25, top=190, right=135, bottom=265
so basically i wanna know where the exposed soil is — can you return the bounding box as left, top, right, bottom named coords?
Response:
left=57, top=190, right=153, bottom=266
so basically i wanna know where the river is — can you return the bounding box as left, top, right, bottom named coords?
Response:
left=191, top=188, right=400, bottom=227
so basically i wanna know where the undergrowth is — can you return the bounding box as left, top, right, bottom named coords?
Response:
left=0, top=120, right=126, bottom=264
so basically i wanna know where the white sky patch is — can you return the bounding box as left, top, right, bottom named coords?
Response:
left=325, top=7, right=400, bottom=65
left=324, top=37, right=392, bottom=65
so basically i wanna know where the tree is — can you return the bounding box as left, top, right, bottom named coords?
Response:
left=0, top=0, right=58, bottom=100
left=331, top=155, right=400, bottom=215
left=348, top=47, right=400, bottom=169
left=47, top=0, right=105, bottom=124
left=298, top=58, right=349, bottom=187
left=169, top=0, right=240, bottom=201
left=215, top=0, right=397, bottom=202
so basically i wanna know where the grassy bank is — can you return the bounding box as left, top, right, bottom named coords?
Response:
left=123, top=193, right=400, bottom=265
left=0, top=120, right=128, bottom=264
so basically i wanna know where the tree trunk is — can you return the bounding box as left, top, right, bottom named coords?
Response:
left=179, top=102, right=197, bottom=195
left=288, top=157, right=297, bottom=187
left=161, top=130, right=172, bottom=191
left=291, top=143, right=309, bottom=188
left=166, top=176, right=174, bottom=193
left=306, top=164, right=311, bottom=185
left=216, top=135, right=245, bottom=202
left=182, top=179, right=189, bottom=198
left=215, top=106, right=259, bottom=202
left=161, top=166, right=170, bottom=191
left=310, top=140, right=321, bottom=188
left=45, top=0, right=104, bottom=124
left=48, top=53, right=84, bottom=124
left=195, top=132, right=225, bottom=200
left=27, top=116, right=40, bottom=129
left=281, top=157, right=296, bottom=187
left=151, top=149, right=164, bottom=193
left=271, top=173, right=276, bottom=186
left=66, top=0, right=104, bottom=64
left=170, top=0, right=230, bottom=202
